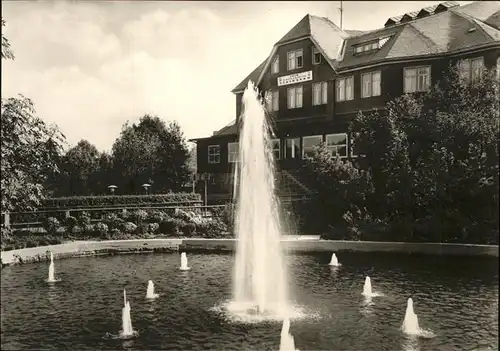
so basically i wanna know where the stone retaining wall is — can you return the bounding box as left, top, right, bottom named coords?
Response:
left=1, top=238, right=498, bottom=266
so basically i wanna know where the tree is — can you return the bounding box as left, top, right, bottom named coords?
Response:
left=1, top=96, right=65, bottom=211
left=348, top=65, right=499, bottom=243
left=111, top=115, right=191, bottom=193
left=56, top=140, right=101, bottom=196
left=1, top=18, right=14, bottom=60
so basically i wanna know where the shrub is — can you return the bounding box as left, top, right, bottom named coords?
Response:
left=71, top=225, right=83, bottom=235
left=182, top=222, right=196, bottom=236
left=122, top=222, right=137, bottom=234
left=41, top=193, right=202, bottom=208
left=1, top=225, right=13, bottom=240
left=83, top=224, right=94, bottom=235
left=148, top=222, right=160, bottom=234
left=43, top=217, right=60, bottom=235
left=148, top=210, right=169, bottom=223
left=132, top=209, right=148, bottom=223
left=94, top=222, right=109, bottom=237
left=65, top=216, right=78, bottom=231
left=79, top=211, right=91, bottom=226
left=103, top=212, right=124, bottom=230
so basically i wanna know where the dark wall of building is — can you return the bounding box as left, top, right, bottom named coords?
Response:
left=199, top=47, right=500, bottom=176
left=196, top=135, right=237, bottom=174
left=259, top=38, right=336, bottom=120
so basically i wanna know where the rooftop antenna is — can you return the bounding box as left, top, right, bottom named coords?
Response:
left=339, top=1, right=344, bottom=29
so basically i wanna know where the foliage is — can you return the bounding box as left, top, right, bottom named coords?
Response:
left=1, top=19, right=14, bottom=60
left=1, top=96, right=66, bottom=212
left=94, top=222, right=109, bottom=237
left=122, top=222, right=137, bottom=234
left=65, top=216, right=78, bottom=231
left=40, top=193, right=201, bottom=208
left=43, top=217, right=60, bottom=235
left=111, top=115, right=191, bottom=193
left=78, top=211, right=91, bottom=226
left=55, top=140, right=102, bottom=196
left=303, top=65, right=499, bottom=244
left=182, top=222, right=196, bottom=236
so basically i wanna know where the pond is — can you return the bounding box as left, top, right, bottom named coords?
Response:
left=1, top=251, right=498, bottom=350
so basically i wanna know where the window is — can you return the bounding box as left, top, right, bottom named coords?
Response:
left=336, top=76, right=354, bottom=101
left=313, top=82, right=328, bottom=105
left=271, top=139, right=281, bottom=160
left=471, top=57, right=484, bottom=84
left=287, top=85, right=303, bottom=109
left=285, top=138, right=300, bottom=159
left=354, top=46, right=363, bottom=54
left=497, top=57, right=500, bottom=80
left=313, top=47, right=321, bottom=64
left=404, top=66, right=431, bottom=93
left=458, top=57, right=484, bottom=84
left=266, top=90, right=279, bottom=112
left=361, top=71, right=381, bottom=98
left=228, top=142, right=239, bottom=163
left=326, top=134, right=348, bottom=158
left=287, top=49, right=303, bottom=70
left=271, top=55, right=279, bottom=74
left=302, top=135, right=323, bottom=159
left=208, top=145, right=220, bottom=164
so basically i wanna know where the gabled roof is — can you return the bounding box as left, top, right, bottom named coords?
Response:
left=338, top=1, right=500, bottom=70
left=231, top=14, right=355, bottom=93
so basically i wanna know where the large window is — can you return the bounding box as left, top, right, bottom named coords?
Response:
left=326, top=134, right=348, bottom=158
left=284, top=138, right=300, bottom=160
left=266, top=90, right=279, bottom=112
left=287, top=85, right=303, bottom=109
left=313, top=82, right=328, bottom=105
left=208, top=145, right=220, bottom=164
left=458, top=57, right=484, bottom=84
left=312, top=47, right=321, bottom=64
left=271, top=55, right=279, bottom=74
left=271, top=139, right=281, bottom=160
left=361, top=71, right=381, bottom=98
left=302, top=135, right=323, bottom=159
left=404, top=66, right=431, bottom=93
left=228, top=142, right=238, bottom=163
left=287, top=49, right=303, bottom=70
left=497, top=57, right=500, bottom=80
left=336, top=76, right=354, bottom=101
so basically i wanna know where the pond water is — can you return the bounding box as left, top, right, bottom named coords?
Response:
left=1, top=252, right=498, bottom=350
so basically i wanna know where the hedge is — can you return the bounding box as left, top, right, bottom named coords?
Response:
left=40, top=193, right=202, bottom=209
left=1, top=208, right=233, bottom=251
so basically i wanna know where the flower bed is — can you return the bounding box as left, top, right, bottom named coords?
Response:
left=1, top=208, right=232, bottom=251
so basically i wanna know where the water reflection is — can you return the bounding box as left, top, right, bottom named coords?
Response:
left=402, top=335, right=421, bottom=351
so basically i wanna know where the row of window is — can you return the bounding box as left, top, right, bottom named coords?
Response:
left=271, top=48, right=322, bottom=74
left=207, top=133, right=353, bottom=164
left=265, top=56, right=488, bottom=111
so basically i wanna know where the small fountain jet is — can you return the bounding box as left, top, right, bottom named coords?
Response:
left=329, top=253, right=341, bottom=267
left=179, top=252, right=191, bottom=271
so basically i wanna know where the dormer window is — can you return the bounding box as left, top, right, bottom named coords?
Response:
left=312, top=47, right=321, bottom=64
left=287, top=49, right=303, bottom=71
left=354, top=36, right=391, bottom=55
left=271, top=55, right=279, bottom=74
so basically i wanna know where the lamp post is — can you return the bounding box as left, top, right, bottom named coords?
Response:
left=142, top=183, right=151, bottom=194
left=108, top=185, right=117, bottom=194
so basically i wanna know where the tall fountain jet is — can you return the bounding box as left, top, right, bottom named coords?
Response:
left=232, top=81, right=288, bottom=315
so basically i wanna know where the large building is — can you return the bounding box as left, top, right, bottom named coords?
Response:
left=191, top=1, right=500, bottom=204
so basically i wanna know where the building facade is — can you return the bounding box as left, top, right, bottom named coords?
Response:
left=191, top=1, right=500, bottom=204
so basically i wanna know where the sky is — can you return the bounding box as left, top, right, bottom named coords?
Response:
left=2, top=0, right=472, bottom=152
